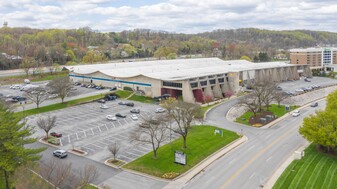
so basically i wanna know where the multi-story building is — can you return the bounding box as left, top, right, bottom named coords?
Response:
left=289, top=47, right=337, bottom=68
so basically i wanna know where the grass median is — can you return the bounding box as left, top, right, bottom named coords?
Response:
left=123, top=125, right=240, bottom=179
left=235, top=104, right=299, bottom=126
left=273, top=144, right=337, bottom=189
left=16, top=94, right=104, bottom=117
left=0, top=71, right=68, bottom=85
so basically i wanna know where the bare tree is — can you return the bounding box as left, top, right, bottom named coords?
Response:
left=36, top=115, right=57, bottom=139
left=273, top=91, right=287, bottom=107
left=169, top=100, right=201, bottom=149
left=48, top=76, right=73, bottom=103
left=108, top=142, right=120, bottom=160
left=25, top=87, right=48, bottom=108
left=262, top=81, right=278, bottom=110
left=74, top=164, right=100, bottom=189
left=39, top=160, right=74, bottom=189
left=239, top=94, right=259, bottom=117
left=130, top=115, right=169, bottom=158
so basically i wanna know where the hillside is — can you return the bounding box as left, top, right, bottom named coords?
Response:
left=1, top=27, right=337, bottom=70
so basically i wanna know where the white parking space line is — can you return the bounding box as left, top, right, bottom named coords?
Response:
left=119, top=155, right=133, bottom=162
left=76, top=133, right=79, bottom=140
left=266, top=156, right=273, bottom=162
left=95, top=141, right=109, bottom=146
left=104, top=124, right=109, bottom=130
left=131, top=148, right=146, bottom=154
left=81, top=146, right=96, bottom=153
left=90, top=128, right=94, bottom=135
left=83, top=131, right=87, bottom=138
left=67, top=135, right=70, bottom=143
left=89, top=143, right=104, bottom=149
left=97, top=126, right=102, bottom=132
left=249, top=172, right=255, bottom=180
left=117, top=120, right=122, bottom=126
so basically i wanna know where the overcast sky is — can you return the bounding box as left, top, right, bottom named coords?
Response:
left=1, top=0, right=337, bottom=33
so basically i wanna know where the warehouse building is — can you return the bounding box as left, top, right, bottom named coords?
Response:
left=65, top=58, right=310, bottom=104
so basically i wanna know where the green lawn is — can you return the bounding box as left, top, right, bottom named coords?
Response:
left=114, top=90, right=133, bottom=99
left=273, top=144, right=337, bottom=189
left=128, top=94, right=156, bottom=103
left=0, top=71, right=68, bottom=85
left=235, top=104, right=299, bottom=126
left=123, top=125, right=240, bottom=179
left=16, top=94, right=104, bottom=117
left=83, top=185, right=99, bottom=189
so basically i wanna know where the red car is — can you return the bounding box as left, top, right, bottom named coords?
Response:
left=50, top=132, right=62, bottom=137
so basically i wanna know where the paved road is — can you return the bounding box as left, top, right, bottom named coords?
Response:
left=183, top=98, right=325, bottom=189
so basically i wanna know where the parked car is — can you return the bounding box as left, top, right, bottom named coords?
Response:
left=118, top=101, right=127, bottom=105
left=110, top=87, right=117, bottom=91
left=74, top=82, right=81, bottom=86
left=310, top=102, right=318, bottom=107
left=277, top=86, right=282, bottom=90
left=96, top=86, right=105, bottom=90
left=291, top=110, right=300, bottom=117
left=10, top=85, right=21, bottom=89
left=115, top=113, right=127, bottom=118
left=130, top=108, right=140, bottom=114
left=104, top=94, right=117, bottom=101
left=131, top=114, right=138, bottom=120
left=24, top=79, right=30, bottom=84
left=100, top=104, right=109, bottom=109
left=125, top=102, right=134, bottom=107
left=304, top=78, right=311, bottom=82
left=155, top=108, right=166, bottom=113
left=53, top=150, right=68, bottom=158
left=12, top=96, right=26, bottom=102
left=106, top=115, right=117, bottom=121
left=80, top=84, right=87, bottom=87
left=295, top=89, right=304, bottom=93
left=97, top=99, right=106, bottom=103
left=50, top=132, right=62, bottom=137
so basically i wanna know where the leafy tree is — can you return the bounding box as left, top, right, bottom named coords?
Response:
left=326, top=90, right=337, bottom=112
left=299, top=110, right=337, bottom=152
left=240, top=55, right=252, bottom=62
left=0, top=102, right=45, bottom=189
left=258, top=52, right=270, bottom=62
left=167, top=53, right=177, bottom=59
left=48, top=76, right=73, bottom=103
left=20, top=57, right=35, bottom=77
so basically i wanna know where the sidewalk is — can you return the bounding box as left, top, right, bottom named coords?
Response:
left=14, top=89, right=109, bottom=112
left=162, top=136, right=247, bottom=189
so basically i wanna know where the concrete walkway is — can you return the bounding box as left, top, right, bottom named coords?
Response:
left=162, top=136, right=247, bottom=189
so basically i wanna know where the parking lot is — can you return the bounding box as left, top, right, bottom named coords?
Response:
left=279, top=76, right=337, bottom=94
left=0, top=81, right=109, bottom=107
left=28, top=99, right=178, bottom=163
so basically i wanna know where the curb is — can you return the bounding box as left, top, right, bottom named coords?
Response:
left=104, top=158, right=125, bottom=169
left=203, top=98, right=228, bottom=120
left=67, top=148, right=88, bottom=156
left=120, top=167, right=170, bottom=183
left=263, top=141, right=310, bottom=189
left=38, top=137, right=62, bottom=147
left=162, top=135, right=248, bottom=189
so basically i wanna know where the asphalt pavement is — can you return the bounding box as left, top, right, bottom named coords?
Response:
left=183, top=98, right=326, bottom=189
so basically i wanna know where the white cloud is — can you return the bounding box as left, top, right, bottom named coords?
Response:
left=1, top=0, right=337, bottom=33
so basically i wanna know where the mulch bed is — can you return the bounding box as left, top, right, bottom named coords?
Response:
left=249, top=112, right=276, bottom=125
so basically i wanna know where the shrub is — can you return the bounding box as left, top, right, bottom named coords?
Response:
left=162, top=172, right=179, bottom=179
left=123, top=86, right=133, bottom=91
left=48, top=138, right=60, bottom=145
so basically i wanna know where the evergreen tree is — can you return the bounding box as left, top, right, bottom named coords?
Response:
left=0, top=102, right=45, bottom=189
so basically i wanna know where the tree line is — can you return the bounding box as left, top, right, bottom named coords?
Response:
left=1, top=27, right=337, bottom=70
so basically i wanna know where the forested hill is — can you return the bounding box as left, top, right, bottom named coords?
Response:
left=1, top=27, right=337, bottom=70
left=199, top=28, right=337, bottom=49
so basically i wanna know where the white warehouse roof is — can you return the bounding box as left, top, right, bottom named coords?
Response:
left=65, top=58, right=298, bottom=81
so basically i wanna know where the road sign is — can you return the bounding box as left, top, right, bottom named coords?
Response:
left=174, top=151, right=186, bottom=165
left=285, top=105, right=290, bottom=111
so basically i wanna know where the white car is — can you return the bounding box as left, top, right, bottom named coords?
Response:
left=155, top=108, right=166, bottom=113
left=10, top=85, right=21, bottom=89
left=292, top=110, right=300, bottom=117
left=131, top=114, right=138, bottom=120
left=100, top=104, right=109, bottom=109
left=295, top=89, right=304, bottom=93
left=106, top=115, right=117, bottom=121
